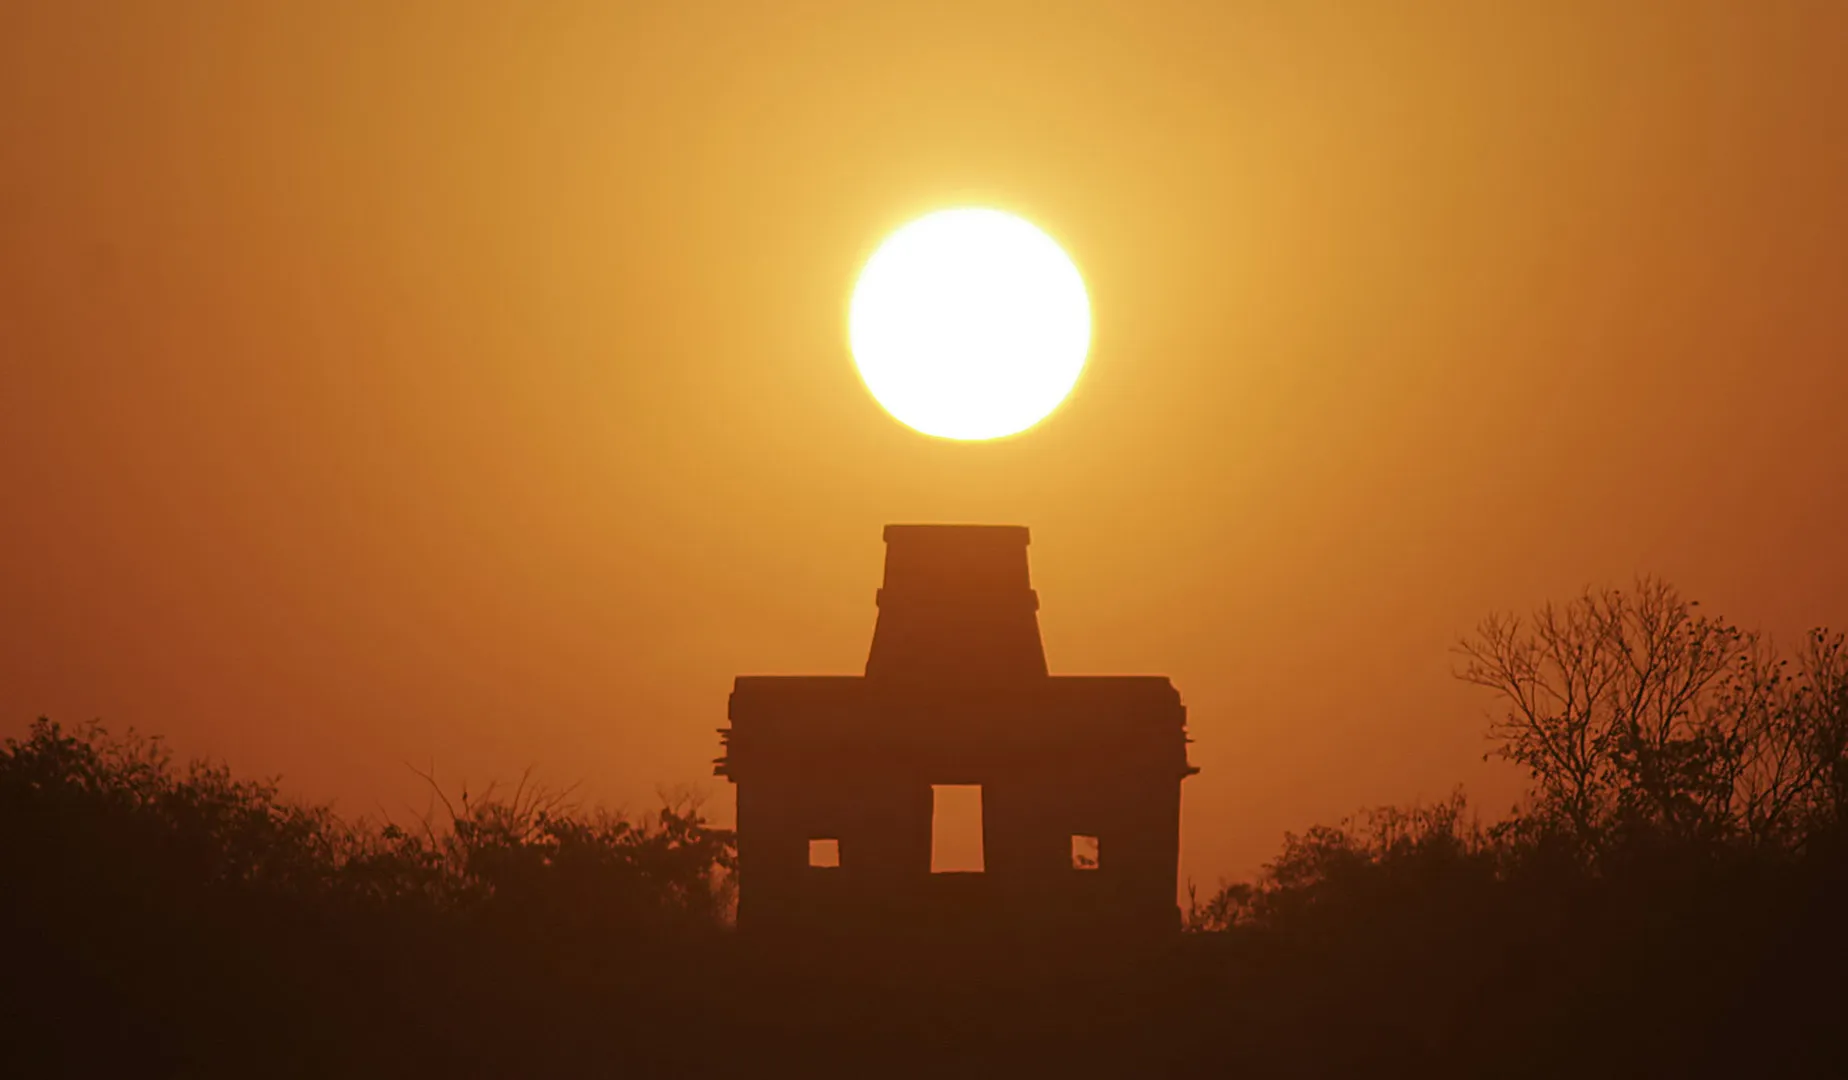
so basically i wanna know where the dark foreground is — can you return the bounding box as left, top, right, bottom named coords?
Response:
left=6, top=696, right=1847, bottom=1078
left=12, top=861, right=1846, bottom=1078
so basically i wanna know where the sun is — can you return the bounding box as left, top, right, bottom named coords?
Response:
left=848, top=208, right=1091, bottom=441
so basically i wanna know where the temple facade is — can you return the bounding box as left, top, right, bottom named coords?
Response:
left=714, top=525, right=1197, bottom=941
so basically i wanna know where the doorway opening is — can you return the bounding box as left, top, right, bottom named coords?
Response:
left=930, top=785, right=985, bottom=873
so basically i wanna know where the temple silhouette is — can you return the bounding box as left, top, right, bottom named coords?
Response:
left=715, top=525, right=1198, bottom=942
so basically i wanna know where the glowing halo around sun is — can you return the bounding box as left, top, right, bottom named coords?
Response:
left=848, top=208, right=1091, bottom=441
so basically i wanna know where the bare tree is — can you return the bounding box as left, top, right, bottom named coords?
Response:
left=1455, top=578, right=1745, bottom=854
left=1457, top=577, right=1848, bottom=859
left=1791, top=629, right=1848, bottom=841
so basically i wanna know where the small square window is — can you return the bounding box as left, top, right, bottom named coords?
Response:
left=808, top=838, right=841, bottom=868
left=1071, top=835, right=1099, bottom=870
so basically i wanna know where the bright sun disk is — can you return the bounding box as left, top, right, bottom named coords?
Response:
left=848, top=208, right=1091, bottom=441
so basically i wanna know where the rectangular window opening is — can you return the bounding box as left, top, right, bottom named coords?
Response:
left=930, top=785, right=985, bottom=873
left=808, top=838, right=840, bottom=868
left=1071, top=834, right=1100, bottom=870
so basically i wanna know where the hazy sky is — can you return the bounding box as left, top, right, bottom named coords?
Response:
left=5, top=1, right=1846, bottom=882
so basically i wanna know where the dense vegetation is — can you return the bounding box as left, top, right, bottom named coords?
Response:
left=5, top=578, right=1845, bottom=1077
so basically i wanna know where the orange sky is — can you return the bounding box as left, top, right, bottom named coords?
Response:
left=4, top=2, right=1846, bottom=884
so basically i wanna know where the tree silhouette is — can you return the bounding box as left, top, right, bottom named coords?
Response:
left=0, top=718, right=739, bottom=1076
left=1455, top=576, right=1848, bottom=860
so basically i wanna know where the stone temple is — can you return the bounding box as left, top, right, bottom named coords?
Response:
left=714, top=525, right=1197, bottom=942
